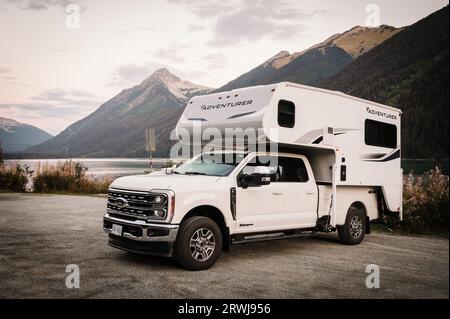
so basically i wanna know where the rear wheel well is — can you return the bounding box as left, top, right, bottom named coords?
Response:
left=181, top=205, right=230, bottom=251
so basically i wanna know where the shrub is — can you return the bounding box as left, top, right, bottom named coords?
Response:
left=402, top=167, right=449, bottom=233
left=0, top=142, right=4, bottom=166
left=33, top=160, right=113, bottom=194
left=0, top=163, right=33, bottom=192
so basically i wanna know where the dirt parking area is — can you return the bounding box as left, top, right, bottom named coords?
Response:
left=0, top=193, right=448, bottom=299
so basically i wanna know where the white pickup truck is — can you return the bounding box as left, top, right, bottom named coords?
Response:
left=104, top=82, right=402, bottom=270
left=105, top=150, right=378, bottom=270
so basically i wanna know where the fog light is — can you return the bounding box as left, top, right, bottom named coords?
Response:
left=153, top=209, right=165, bottom=218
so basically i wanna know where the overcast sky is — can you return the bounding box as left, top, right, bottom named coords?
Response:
left=0, top=0, right=448, bottom=135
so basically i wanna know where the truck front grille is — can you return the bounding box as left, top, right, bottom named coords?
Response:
left=107, top=189, right=167, bottom=220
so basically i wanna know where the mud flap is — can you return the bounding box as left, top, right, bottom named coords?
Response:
left=365, top=216, right=371, bottom=234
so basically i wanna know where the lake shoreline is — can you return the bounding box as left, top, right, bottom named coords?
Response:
left=4, top=157, right=448, bottom=176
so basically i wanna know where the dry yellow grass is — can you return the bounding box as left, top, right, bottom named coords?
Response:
left=32, top=160, right=114, bottom=194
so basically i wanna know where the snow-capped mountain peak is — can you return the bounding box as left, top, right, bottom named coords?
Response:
left=141, top=68, right=212, bottom=100
left=0, top=117, right=23, bottom=131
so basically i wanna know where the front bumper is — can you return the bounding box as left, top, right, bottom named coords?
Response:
left=103, top=213, right=179, bottom=257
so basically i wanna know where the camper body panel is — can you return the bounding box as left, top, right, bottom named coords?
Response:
left=262, top=83, right=402, bottom=213
left=177, top=81, right=402, bottom=217
left=317, top=186, right=379, bottom=225
left=176, top=84, right=276, bottom=138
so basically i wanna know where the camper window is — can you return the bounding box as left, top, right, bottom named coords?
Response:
left=365, top=119, right=397, bottom=148
left=278, top=100, right=295, bottom=128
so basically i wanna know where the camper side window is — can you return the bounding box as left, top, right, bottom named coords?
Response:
left=365, top=119, right=397, bottom=149
left=278, top=100, right=295, bottom=128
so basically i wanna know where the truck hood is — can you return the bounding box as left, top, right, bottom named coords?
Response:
left=109, top=172, right=222, bottom=192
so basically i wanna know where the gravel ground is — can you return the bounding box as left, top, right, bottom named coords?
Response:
left=0, top=193, right=448, bottom=299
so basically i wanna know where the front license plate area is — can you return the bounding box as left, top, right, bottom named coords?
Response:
left=111, top=224, right=123, bottom=236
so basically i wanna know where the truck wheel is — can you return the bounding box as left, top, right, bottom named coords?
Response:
left=338, top=207, right=366, bottom=245
left=174, top=216, right=222, bottom=270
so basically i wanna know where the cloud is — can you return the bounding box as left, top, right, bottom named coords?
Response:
left=115, top=29, right=132, bottom=35
left=0, top=67, right=12, bottom=73
left=5, top=81, right=30, bottom=87
left=31, top=88, right=97, bottom=102
left=0, top=101, right=98, bottom=134
left=0, top=100, right=99, bottom=126
left=49, top=44, right=73, bottom=52
left=168, top=0, right=234, bottom=17
left=187, top=24, right=205, bottom=32
left=202, top=53, right=227, bottom=69
left=172, top=0, right=325, bottom=47
left=1, top=88, right=101, bottom=134
left=0, top=0, right=81, bottom=10
left=0, top=102, right=87, bottom=116
left=149, top=42, right=192, bottom=64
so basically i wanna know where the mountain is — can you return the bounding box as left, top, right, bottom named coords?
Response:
left=321, top=6, right=449, bottom=159
left=0, top=117, right=52, bottom=153
left=316, top=25, right=402, bottom=58
left=27, top=68, right=212, bottom=157
left=22, top=7, right=449, bottom=159
left=217, top=25, right=400, bottom=92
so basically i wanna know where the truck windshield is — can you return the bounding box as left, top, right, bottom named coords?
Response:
left=174, top=153, right=246, bottom=177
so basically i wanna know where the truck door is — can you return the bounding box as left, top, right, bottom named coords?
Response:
left=275, top=156, right=318, bottom=228
left=235, top=155, right=284, bottom=233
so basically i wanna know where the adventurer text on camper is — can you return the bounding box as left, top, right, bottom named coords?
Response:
left=201, top=100, right=253, bottom=111
left=366, top=107, right=398, bottom=120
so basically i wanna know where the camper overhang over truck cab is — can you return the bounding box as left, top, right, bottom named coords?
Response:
left=104, top=82, right=403, bottom=270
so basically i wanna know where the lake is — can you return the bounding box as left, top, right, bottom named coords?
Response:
left=3, top=158, right=176, bottom=178
left=4, top=158, right=448, bottom=178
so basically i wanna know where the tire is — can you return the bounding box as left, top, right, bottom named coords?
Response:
left=174, top=216, right=222, bottom=270
left=338, top=207, right=366, bottom=245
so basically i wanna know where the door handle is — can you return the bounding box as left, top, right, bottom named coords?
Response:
left=305, top=190, right=315, bottom=195
left=272, top=192, right=283, bottom=196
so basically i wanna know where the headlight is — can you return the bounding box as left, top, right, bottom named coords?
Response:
left=153, top=195, right=165, bottom=203
left=146, top=209, right=166, bottom=222
left=145, top=193, right=168, bottom=220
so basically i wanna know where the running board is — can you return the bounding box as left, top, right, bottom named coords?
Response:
left=231, top=231, right=314, bottom=245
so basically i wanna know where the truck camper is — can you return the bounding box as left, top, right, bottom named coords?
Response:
left=104, top=82, right=403, bottom=270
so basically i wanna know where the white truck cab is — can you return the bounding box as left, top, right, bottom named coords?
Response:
left=104, top=82, right=402, bottom=270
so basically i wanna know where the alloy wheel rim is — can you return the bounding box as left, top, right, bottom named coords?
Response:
left=350, top=216, right=363, bottom=239
left=190, top=228, right=216, bottom=261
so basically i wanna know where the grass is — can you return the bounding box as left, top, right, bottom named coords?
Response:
left=0, top=160, right=114, bottom=194
left=373, top=166, right=449, bottom=237
left=0, top=163, right=32, bottom=192
left=33, top=161, right=114, bottom=194
left=400, top=167, right=449, bottom=234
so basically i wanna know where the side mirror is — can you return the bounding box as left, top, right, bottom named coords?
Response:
left=239, top=166, right=271, bottom=189
left=165, top=165, right=178, bottom=174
